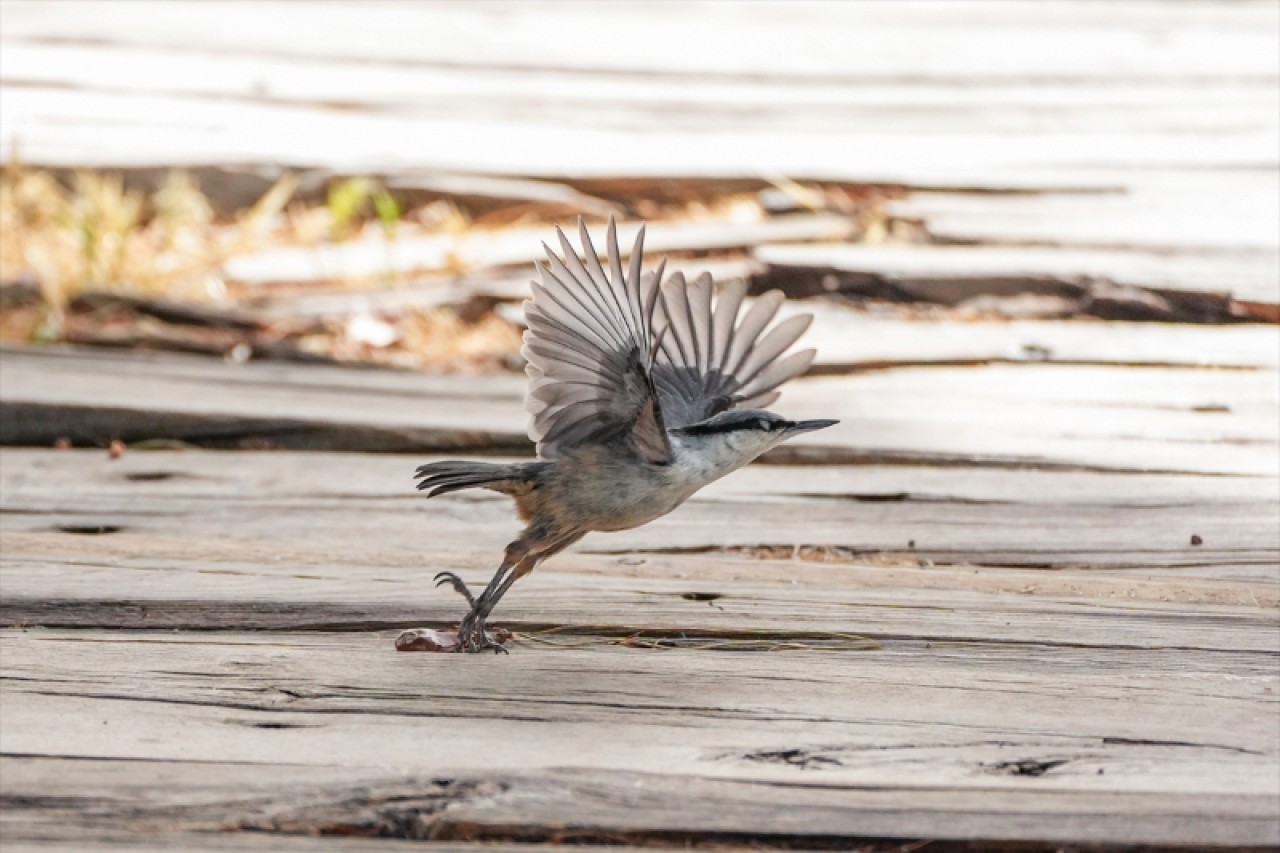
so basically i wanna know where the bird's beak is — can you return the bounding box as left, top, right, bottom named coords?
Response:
left=785, top=419, right=839, bottom=436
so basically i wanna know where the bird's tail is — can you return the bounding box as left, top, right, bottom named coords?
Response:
left=414, top=460, right=541, bottom=498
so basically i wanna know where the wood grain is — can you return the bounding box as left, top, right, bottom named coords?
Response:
left=2, top=627, right=1277, bottom=847
left=2, top=447, right=1276, bottom=846
left=3, top=345, right=1277, bottom=476
left=3, top=1, right=1276, bottom=315
left=3, top=2, right=1275, bottom=181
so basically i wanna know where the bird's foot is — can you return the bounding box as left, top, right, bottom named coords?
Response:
left=457, top=610, right=510, bottom=654
left=392, top=572, right=511, bottom=653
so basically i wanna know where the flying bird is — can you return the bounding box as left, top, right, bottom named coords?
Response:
left=415, top=218, right=836, bottom=652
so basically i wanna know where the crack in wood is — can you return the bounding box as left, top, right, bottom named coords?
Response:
left=985, top=758, right=1071, bottom=777
left=1100, top=736, right=1263, bottom=755
left=741, top=747, right=844, bottom=770
left=0, top=402, right=533, bottom=454
left=54, top=524, right=124, bottom=536
left=27, top=764, right=1268, bottom=852
left=122, top=471, right=191, bottom=482
left=584, top=543, right=1277, bottom=571
left=724, top=735, right=1264, bottom=770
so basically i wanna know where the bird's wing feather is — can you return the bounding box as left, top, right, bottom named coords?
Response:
left=523, top=219, right=667, bottom=462
left=652, top=276, right=815, bottom=428
left=523, top=217, right=815, bottom=459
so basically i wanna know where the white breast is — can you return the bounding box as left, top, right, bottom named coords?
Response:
left=667, top=432, right=757, bottom=494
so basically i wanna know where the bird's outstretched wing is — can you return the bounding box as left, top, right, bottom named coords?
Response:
left=522, top=218, right=815, bottom=460
left=651, top=275, right=814, bottom=428
left=523, top=219, right=668, bottom=462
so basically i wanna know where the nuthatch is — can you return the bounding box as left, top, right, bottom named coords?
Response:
left=415, top=218, right=835, bottom=652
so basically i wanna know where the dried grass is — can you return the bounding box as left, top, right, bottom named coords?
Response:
left=0, top=164, right=860, bottom=370
left=0, top=164, right=519, bottom=367
left=1, top=165, right=229, bottom=312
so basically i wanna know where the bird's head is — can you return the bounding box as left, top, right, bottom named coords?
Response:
left=671, top=409, right=838, bottom=471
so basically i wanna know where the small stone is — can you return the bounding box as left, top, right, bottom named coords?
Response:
left=1190, top=534, right=1203, bottom=546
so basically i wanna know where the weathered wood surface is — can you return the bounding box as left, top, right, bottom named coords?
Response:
left=221, top=215, right=856, bottom=287
left=0, top=833, right=658, bottom=853
left=3, top=1, right=1278, bottom=311
left=1, top=441, right=1278, bottom=848
left=2, top=449, right=1277, bottom=593
left=3, top=344, right=1277, bottom=478
left=3, top=2, right=1275, bottom=181
left=2, top=349, right=1277, bottom=847
left=757, top=242, right=1280, bottom=309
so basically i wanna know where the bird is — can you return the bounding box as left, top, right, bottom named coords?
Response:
left=414, top=217, right=836, bottom=653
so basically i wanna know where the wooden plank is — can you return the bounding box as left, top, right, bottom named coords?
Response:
left=0, top=345, right=529, bottom=452
left=6, top=36, right=1277, bottom=120
left=7, top=1, right=1278, bottom=81
left=887, top=174, right=1280, bottom=253
left=0, top=445, right=1274, bottom=584
left=757, top=242, right=1280, bottom=307
left=6, top=80, right=1272, bottom=183
left=246, top=258, right=762, bottom=321
left=2, top=3, right=1275, bottom=181
left=249, top=285, right=1280, bottom=372
left=5, top=758, right=1276, bottom=849
left=4, top=346, right=1275, bottom=475
left=220, top=215, right=854, bottom=286
left=790, top=305, right=1280, bottom=369
left=2, top=449, right=1276, bottom=618
left=1, top=629, right=1277, bottom=847
left=0, top=830, right=624, bottom=853
left=1, top=822, right=705, bottom=853
left=3, top=562, right=1276, bottom=645
left=2, top=440, right=1275, bottom=657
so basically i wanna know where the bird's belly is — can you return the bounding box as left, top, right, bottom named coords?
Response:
left=543, top=450, right=726, bottom=534
left=584, top=479, right=690, bottom=531
left=545, top=465, right=695, bottom=533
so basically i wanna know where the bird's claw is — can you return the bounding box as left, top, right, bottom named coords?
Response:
left=434, top=571, right=476, bottom=607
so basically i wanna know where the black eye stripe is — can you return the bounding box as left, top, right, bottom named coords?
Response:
left=682, top=418, right=780, bottom=437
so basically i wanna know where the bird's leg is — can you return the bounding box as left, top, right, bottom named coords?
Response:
left=422, top=531, right=582, bottom=655
left=457, top=532, right=585, bottom=651
left=454, top=560, right=521, bottom=654
left=455, top=549, right=548, bottom=653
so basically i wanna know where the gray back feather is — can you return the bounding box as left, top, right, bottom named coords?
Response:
left=522, top=217, right=815, bottom=460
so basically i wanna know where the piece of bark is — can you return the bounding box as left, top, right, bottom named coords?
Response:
left=395, top=626, right=513, bottom=652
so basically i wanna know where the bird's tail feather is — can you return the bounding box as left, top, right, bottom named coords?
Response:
left=414, top=460, right=539, bottom=498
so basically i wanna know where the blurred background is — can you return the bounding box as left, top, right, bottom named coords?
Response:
left=2, top=0, right=1275, bottom=375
